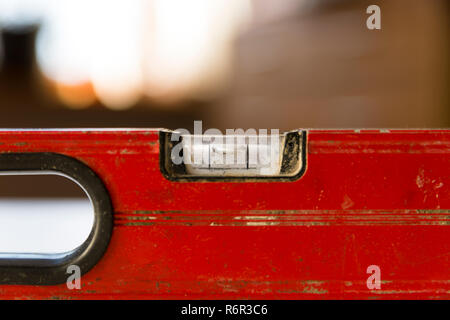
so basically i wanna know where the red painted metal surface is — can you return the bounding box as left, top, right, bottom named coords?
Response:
left=0, top=129, right=449, bottom=299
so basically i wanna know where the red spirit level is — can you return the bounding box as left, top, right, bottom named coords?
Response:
left=0, top=129, right=448, bottom=299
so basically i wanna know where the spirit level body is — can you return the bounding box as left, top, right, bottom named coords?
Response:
left=0, top=129, right=448, bottom=299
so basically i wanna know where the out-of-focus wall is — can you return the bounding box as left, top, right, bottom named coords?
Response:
left=209, top=0, right=449, bottom=130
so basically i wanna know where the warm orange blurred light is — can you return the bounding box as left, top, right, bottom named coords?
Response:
left=54, top=81, right=96, bottom=109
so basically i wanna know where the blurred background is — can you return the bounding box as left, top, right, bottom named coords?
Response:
left=0, top=0, right=449, bottom=131
left=0, top=0, right=449, bottom=254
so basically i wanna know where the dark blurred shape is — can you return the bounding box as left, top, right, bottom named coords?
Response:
left=1, top=26, right=37, bottom=73
left=0, top=26, right=38, bottom=98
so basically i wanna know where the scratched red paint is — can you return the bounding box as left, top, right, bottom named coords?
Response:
left=0, top=129, right=449, bottom=299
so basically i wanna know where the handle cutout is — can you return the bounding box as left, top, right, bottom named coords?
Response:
left=0, top=153, right=113, bottom=285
